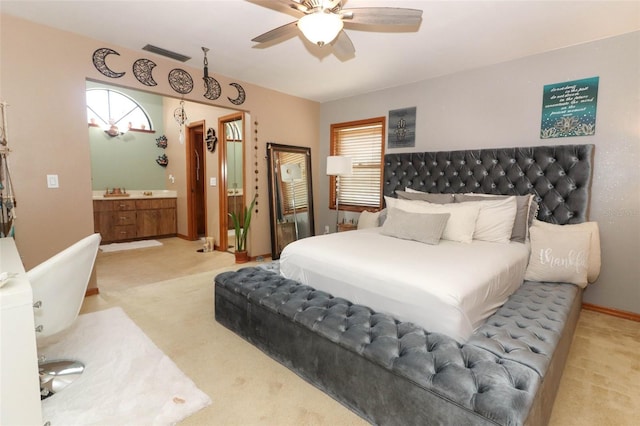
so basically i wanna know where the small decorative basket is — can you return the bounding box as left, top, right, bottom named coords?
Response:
left=156, top=154, right=169, bottom=167
left=156, top=135, right=168, bottom=149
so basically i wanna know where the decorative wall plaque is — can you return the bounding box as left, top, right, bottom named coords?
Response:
left=203, top=76, right=222, bottom=100
left=168, top=69, right=194, bottom=94
left=228, top=82, right=246, bottom=105
left=133, top=58, right=158, bottom=86
left=92, top=48, right=126, bottom=78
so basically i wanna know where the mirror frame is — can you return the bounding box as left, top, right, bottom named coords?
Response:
left=218, top=112, right=245, bottom=253
left=266, top=143, right=315, bottom=260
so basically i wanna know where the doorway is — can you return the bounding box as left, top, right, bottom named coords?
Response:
left=218, top=112, right=245, bottom=252
left=187, top=121, right=206, bottom=240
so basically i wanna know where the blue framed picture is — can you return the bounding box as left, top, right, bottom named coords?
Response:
left=540, top=77, right=599, bottom=139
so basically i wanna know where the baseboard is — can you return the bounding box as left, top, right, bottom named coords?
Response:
left=85, top=287, right=100, bottom=297
left=582, top=303, right=640, bottom=322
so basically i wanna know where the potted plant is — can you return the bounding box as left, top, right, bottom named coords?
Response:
left=229, top=195, right=256, bottom=263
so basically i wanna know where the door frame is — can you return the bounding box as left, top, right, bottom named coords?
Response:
left=218, top=112, right=245, bottom=252
left=186, top=120, right=206, bottom=241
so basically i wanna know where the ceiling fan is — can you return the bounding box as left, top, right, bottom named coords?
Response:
left=251, top=0, right=423, bottom=56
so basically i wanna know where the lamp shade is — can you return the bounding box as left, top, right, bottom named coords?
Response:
left=298, top=12, right=343, bottom=46
left=280, top=163, right=302, bottom=182
left=326, top=156, right=352, bottom=176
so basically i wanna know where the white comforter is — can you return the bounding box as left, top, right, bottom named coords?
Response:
left=279, top=228, right=530, bottom=342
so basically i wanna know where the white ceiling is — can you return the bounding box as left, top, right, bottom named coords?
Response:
left=2, top=1, right=639, bottom=103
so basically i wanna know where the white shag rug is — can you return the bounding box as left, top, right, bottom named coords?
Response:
left=100, top=240, right=163, bottom=253
left=39, top=307, right=212, bottom=425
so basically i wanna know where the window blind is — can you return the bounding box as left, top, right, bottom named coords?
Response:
left=330, top=117, right=385, bottom=210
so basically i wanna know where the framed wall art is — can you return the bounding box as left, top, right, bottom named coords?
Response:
left=388, top=107, right=416, bottom=148
left=540, top=76, right=599, bottom=139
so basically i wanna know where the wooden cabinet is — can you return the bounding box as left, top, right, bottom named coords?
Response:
left=93, top=199, right=136, bottom=242
left=93, top=198, right=176, bottom=243
left=135, top=199, right=177, bottom=238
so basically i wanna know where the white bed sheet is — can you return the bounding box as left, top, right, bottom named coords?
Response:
left=279, top=228, right=530, bottom=342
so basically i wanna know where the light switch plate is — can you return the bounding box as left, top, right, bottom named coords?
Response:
left=47, top=174, right=59, bottom=188
left=210, top=177, right=217, bottom=186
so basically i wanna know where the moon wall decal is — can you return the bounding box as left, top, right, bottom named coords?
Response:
left=92, top=48, right=126, bottom=78
left=228, top=82, right=246, bottom=105
left=203, top=76, right=222, bottom=100
left=168, top=68, right=194, bottom=94
left=133, top=58, right=158, bottom=86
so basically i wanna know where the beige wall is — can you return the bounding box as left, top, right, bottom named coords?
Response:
left=319, top=31, right=640, bottom=314
left=0, top=14, right=320, bottom=286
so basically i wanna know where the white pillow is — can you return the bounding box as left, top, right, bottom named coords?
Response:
left=384, top=196, right=480, bottom=243
left=525, top=225, right=590, bottom=287
left=457, top=197, right=517, bottom=243
left=530, top=219, right=601, bottom=283
left=454, top=193, right=535, bottom=242
left=357, top=210, right=381, bottom=229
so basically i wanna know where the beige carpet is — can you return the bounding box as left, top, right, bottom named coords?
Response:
left=81, top=269, right=640, bottom=425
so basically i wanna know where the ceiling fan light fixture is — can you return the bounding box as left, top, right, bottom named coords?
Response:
left=298, top=11, right=343, bottom=46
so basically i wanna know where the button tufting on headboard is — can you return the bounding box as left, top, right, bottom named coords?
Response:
left=384, top=144, right=594, bottom=225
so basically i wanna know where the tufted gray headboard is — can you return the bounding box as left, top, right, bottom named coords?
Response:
left=384, top=144, right=594, bottom=225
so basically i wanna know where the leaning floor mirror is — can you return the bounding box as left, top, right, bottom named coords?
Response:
left=266, top=143, right=315, bottom=259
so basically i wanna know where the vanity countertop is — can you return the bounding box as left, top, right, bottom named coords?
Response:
left=92, top=190, right=177, bottom=200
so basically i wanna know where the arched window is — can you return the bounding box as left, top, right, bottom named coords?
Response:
left=86, top=88, right=152, bottom=136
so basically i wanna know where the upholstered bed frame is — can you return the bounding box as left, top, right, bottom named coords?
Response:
left=215, top=144, right=594, bottom=425
left=383, top=144, right=593, bottom=225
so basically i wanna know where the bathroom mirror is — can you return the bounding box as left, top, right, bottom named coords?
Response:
left=267, top=143, right=315, bottom=259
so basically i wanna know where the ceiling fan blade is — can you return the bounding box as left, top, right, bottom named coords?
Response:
left=252, top=21, right=299, bottom=44
left=332, top=30, right=355, bottom=58
left=324, top=0, right=341, bottom=10
left=341, top=7, right=423, bottom=26
left=285, top=0, right=309, bottom=13
left=250, top=0, right=307, bottom=15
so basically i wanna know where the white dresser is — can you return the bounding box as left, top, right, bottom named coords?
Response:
left=0, top=238, right=43, bottom=425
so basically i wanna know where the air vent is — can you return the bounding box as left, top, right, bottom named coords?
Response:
left=142, top=44, right=191, bottom=62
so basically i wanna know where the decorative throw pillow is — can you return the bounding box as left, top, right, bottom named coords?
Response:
left=456, top=197, right=517, bottom=243
left=381, top=208, right=450, bottom=245
left=396, top=190, right=454, bottom=204
left=357, top=210, right=381, bottom=229
left=525, top=225, right=591, bottom=287
left=531, top=219, right=601, bottom=283
left=384, top=196, right=480, bottom=243
left=454, top=193, right=534, bottom=242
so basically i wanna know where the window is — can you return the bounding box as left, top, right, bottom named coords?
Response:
left=330, top=117, right=385, bottom=212
left=86, top=88, right=153, bottom=133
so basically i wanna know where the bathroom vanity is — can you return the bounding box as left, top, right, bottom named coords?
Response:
left=92, top=191, right=177, bottom=243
